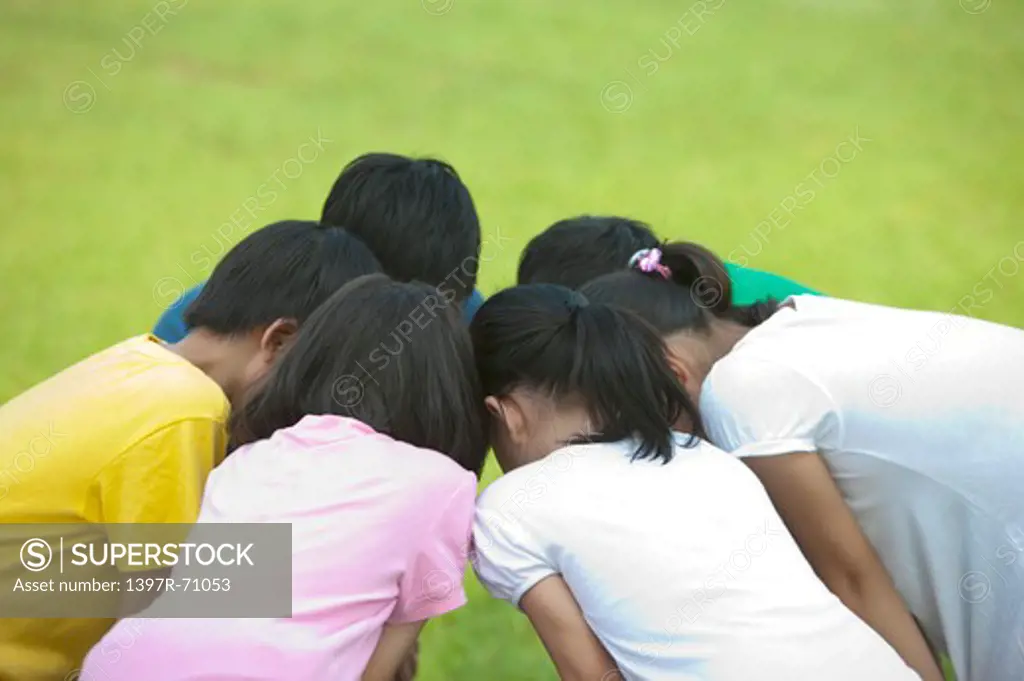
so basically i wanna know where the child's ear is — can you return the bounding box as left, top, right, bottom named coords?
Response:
left=664, top=348, right=693, bottom=389
left=484, top=395, right=529, bottom=441
left=258, top=318, right=299, bottom=362
left=495, top=395, right=536, bottom=447
left=484, top=396, right=504, bottom=420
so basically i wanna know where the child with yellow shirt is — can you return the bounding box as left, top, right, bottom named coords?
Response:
left=0, top=220, right=380, bottom=681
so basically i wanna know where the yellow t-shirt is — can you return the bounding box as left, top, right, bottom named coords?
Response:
left=0, top=335, right=229, bottom=680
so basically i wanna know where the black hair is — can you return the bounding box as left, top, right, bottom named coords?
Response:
left=231, top=273, right=487, bottom=475
left=320, top=153, right=481, bottom=302
left=470, top=284, right=703, bottom=464
left=185, top=220, right=381, bottom=335
left=517, top=215, right=660, bottom=289
left=581, top=241, right=780, bottom=335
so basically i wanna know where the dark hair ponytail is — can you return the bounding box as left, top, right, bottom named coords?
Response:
left=471, top=284, right=703, bottom=464
left=657, top=242, right=733, bottom=316
left=582, top=241, right=779, bottom=335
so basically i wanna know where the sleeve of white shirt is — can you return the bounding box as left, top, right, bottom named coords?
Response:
left=701, top=356, right=839, bottom=459
left=471, top=487, right=556, bottom=607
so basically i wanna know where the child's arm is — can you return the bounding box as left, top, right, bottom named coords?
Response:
left=361, top=622, right=424, bottom=681
left=746, top=452, right=944, bottom=681
left=702, top=360, right=941, bottom=680
left=520, top=575, right=622, bottom=681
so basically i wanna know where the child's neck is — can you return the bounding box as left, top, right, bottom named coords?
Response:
left=167, top=329, right=251, bottom=405
left=670, top=321, right=750, bottom=391
left=708, top=319, right=750, bottom=364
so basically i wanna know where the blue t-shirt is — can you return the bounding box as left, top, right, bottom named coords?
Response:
left=153, top=283, right=486, bottom=343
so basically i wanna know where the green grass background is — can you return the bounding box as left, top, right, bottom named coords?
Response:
left=1, top=0, right=1021, bottom=678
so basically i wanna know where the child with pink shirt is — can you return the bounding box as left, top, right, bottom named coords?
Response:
left=81, top=274, right=487, bottom=681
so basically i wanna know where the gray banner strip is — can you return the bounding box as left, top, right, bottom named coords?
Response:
left=1, top=523, right=292, bottom=618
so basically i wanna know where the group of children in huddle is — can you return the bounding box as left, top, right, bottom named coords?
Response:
left=1, top=152, right=1021, bottom=681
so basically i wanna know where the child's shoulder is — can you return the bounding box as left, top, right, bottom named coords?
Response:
left=28, top=335, right=228, bottom=425
left=388, top=437, right=478, bottom=491
left=475, top=469, right=525, bottom=512
left=474, top=441, right=604, bottom=513
left=137, top=359, right=229, bottom=424
left=361, top=431, right=479, bottom=518
left=291, top=415, right=477, bottom=491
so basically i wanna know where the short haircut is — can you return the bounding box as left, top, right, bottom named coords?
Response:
left=517, top=215, right=659, bottom=289
left=185, top=220, right=381, bottom=335
left=321, top=153, right=481, bottom=302
left=470, top=283, right=703, bottom=464
left=231, top=274, right=488, bottom=475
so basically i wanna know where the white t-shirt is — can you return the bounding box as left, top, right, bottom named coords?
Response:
left=473, top=437, right=919, bottom=681
left=701, top=295, right=1024, bottom=681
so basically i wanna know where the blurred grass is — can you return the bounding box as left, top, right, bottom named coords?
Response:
left=2, top=0, right=1021, bottom=678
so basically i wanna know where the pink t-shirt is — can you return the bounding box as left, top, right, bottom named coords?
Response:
left=81, top=415, right=478, bottom=681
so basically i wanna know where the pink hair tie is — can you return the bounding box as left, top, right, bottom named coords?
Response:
left=628, top=248, right=672, bottom=280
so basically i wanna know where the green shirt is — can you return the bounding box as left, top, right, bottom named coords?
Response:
left=724, top=263, right=820, bottom=305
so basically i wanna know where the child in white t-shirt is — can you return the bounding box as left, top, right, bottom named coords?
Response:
left=584, top=242, right=1024, bottom=681
left=468, top=283, right=920, bottom=681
